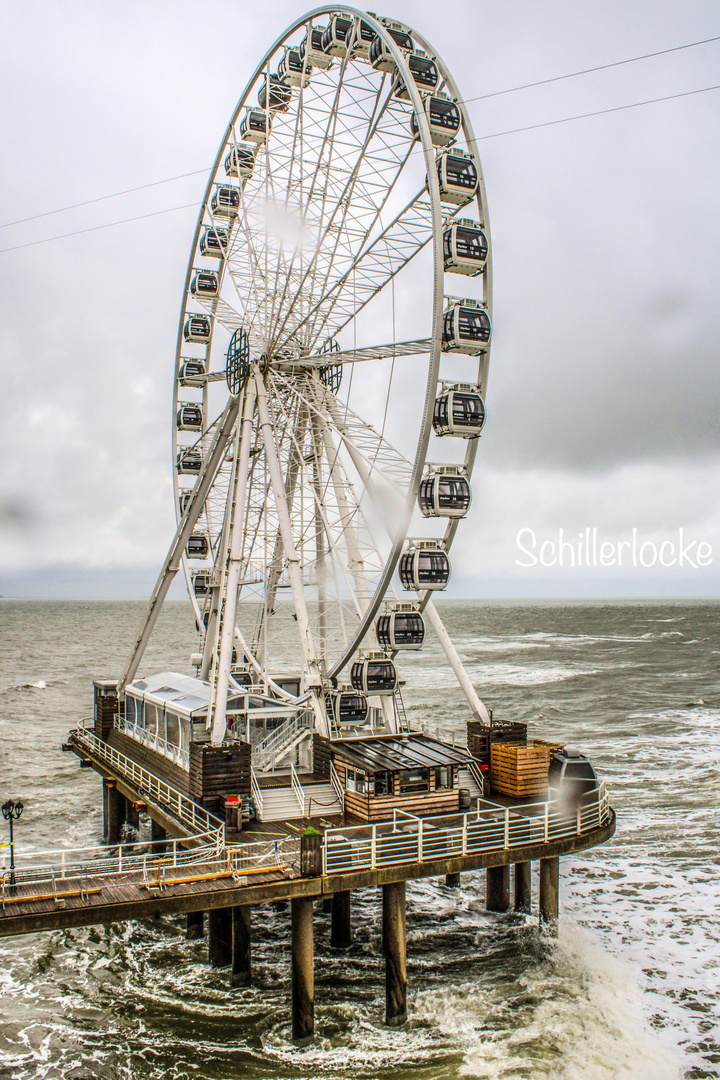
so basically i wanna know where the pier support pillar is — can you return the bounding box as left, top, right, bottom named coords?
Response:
left=186, top=911, right=204, bottom=940
left=231, top=905, right=252, bottom=986
left=291, top=897, right=314, bottom=1044
left=445, top=872, right=461, bottom=888
left=514, top=861, right=532, bottom=914
left=322, top=896, right=333, bottom=913
left=126, top=801, right=140, bottom=831
left=383, top=881, right=407, bottom=1027
left=331, top=890, right=351, bottom=949
left=151, top=819, right=167, bottom=854
left=486, top=865, right=510, bottom=912
left=539, top=857, right=559, bottom=933
left=103, top=780, right=123, bottom=845
left=208, top=907, right=232, bottom=967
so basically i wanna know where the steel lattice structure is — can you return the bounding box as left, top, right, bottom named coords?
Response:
left=121, top=7, right=493, bottom=744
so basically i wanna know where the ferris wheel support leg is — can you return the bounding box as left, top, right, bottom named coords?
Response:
left=255, top=372, right=328, bottom=737
left=119, top=395, right=241, bottom=693
left=209, top=381, right=257, bottom=745
left=424, top=599, right=491, bottom=725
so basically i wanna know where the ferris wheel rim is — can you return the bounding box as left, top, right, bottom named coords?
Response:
left=171, top=8, right=493, bottom=686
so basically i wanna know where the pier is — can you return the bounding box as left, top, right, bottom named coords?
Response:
left=0, top=722, right=615, bottom=1039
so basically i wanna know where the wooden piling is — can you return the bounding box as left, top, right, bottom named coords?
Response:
left=186, top=910, right=204, bottom=940
left=539, top=856, right=559, bottom=933
left=231, top=905, right=252, bottom=986
left=383, top=881, right=407, bottom=1026
left=291, top=896, right=314, bottom=1044
left=486, top=865, right=510, bottom=912
left=103, top=780, right=123, bottom=845
left=208, top=907, right=232, bottom=966
left=445, top=872, right=461, bottom=888
left=514, top=861, right=532, bottom=913
left=150, top=819, right=167, bottom=854
left=331, top=890, right=351, bottom=949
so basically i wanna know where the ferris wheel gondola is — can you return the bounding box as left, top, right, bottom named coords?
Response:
left=121, top=7, right=494, bottom=743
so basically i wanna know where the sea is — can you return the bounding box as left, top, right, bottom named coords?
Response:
left=0, top=598, right=718, bottom=1080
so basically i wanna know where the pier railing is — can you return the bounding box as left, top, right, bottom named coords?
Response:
left=69, top=726, right=224, bottom=850
left=323, top=784, right=611, bottom=874
left=114, top=715, right=190, bottom=770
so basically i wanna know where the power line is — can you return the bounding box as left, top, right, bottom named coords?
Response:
left=0, top=202, right=200, bottom=255
left=477, top=82, right=720, bottom=140
left=0, top=33, right=716, bottom=235
left=463, top=33, right=720, bottom=103
left=0, top=168, right=208, bottom=231
left=0, top=82, right=718, bottom=256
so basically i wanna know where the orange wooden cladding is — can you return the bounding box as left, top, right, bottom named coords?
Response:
left=489, top=741, right=563, bottom=798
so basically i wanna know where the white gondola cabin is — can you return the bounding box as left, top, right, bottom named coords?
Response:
left=186, top=533, right=209, bottom=559
left=443, top=219, right=488, bottom=275
left=345, top=18, right=376, bottom=59
left=190, top=269, right=219, bottom=296
left=176, top=404, right=203, bottom=432
left=299, top=26, right=333, bottom=69
left=199, top=226, right=228, bottom=258
left=433, top=383, right=486, bottom=437
left=322, top=14, right=353, bottom=57
left=435, top=149, right=479, bottom=206
left=376, top=603, right=425, bottom=650
left=330, top=687, right=369, bottom=725
left=239, top=108, right=270, bottom=144
left=411, top=93, right=460, bottom=147
left=257, top=75, right=291, bottom=113
left=418, top=466, right=471, bottom=518
left=179, top=360, right=206, bottom=387
left=400, top=541, right=450, bottom=591
left=369, top=23, right=413, bottom=71
left=392, top=51, right=438, bottom=99
left=177, top=449, right=202, bottom=475
left=224, top=143, right=257, bottom=179
left=277, top=46, right=312, bottom=87
left=210, top=185, right=240, bottom=218
left=192, top=570, right=212, bottom=597
left=442, top=299, right=491, bottom=354
left=350, top=654, right=398, bottom=695
left=183, top=314, right=212, bottom=344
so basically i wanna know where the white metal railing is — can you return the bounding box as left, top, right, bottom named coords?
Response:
left=250, top=765, right=264, bottom=814
left=115, top=716, right=190, bottom=770
left=466, top=759, right=485, bottom=799
left=252, top=711, right=314, bottom=771
left=323, top=783, right=611, bottom=874
left=70, top=727, right=223, bottom=849
left=290, top=762, right=305, bottom=815
left=330, top=760, right=345, bottom=807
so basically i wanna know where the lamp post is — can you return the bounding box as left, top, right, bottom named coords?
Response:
left=1, top=799, right=24, bottom=887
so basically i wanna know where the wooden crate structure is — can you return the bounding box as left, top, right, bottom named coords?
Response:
left=489, top=740, right=563, bottom=798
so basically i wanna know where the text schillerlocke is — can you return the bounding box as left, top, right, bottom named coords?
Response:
left=515, top=528, right=713, bottom=570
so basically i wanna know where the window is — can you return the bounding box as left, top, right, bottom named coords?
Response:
left=126, top=695, right=136, bottom=726
left=166, top=711, right=180, bottom=747
left=345, top=768, right=366, bottom=794
left=374, top=772, right=393, bottom=797
left=435, top=766, right=452, bottom=790
left=399, top=768, right=429, bottom=793
left=144, top=703, right=157, bottom=736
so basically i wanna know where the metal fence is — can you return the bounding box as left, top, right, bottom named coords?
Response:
left=323, top=784, right=611, bottom=874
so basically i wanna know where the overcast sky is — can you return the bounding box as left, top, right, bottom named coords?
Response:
left=0, top=0, right=718, bottom=599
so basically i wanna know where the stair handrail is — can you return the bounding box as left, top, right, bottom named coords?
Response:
left=467, top=759, right=485, bottom=798
left=253, top=710, right=313, bottom=768
left=330, top=760, right=345, bottom=807
left=290, top=762, right=305, bottom=816
left=250, top=765, right=264, bottom=814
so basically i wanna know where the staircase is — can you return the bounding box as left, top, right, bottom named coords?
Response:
left=458, top=765, right=484, bottom=804
left=256, top=780, right=343, bottom=822
left=252, top=711, right=313, bottom=771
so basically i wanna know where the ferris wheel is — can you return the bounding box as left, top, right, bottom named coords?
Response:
left=122, top=7, right=493, bottom=744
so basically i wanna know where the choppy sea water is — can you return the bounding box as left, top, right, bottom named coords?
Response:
left=0, top=599, right=718, bottom=1080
